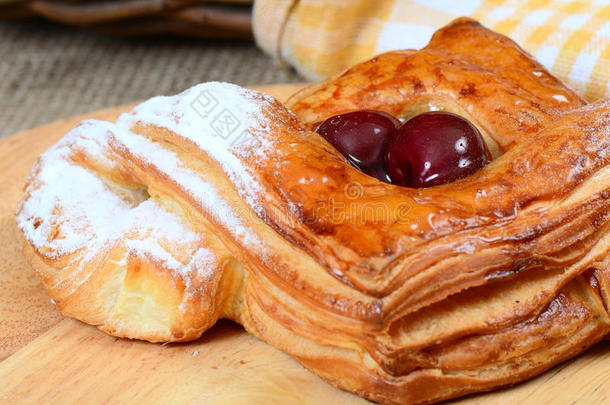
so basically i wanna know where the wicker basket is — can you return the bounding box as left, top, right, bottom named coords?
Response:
left=0, top=0, right=253, bottom=39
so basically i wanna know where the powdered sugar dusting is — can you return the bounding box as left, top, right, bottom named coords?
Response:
left=17, top=82, right=277, bottom=298
left=110, top=123, right=263, bottom=251
left=117, top=82, right=275, bottom=214
left=16, top=120, right=218, bottom=290
left=121, top=199, right=209, bottom=279
left=17, top=120, right=129, bottom=257
left=185, top=247, right=218, bottom=282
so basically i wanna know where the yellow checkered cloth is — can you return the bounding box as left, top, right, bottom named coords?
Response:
left=253, top=0, right=610, bottom=101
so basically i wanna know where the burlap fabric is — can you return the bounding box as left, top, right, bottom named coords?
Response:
left=0, top=19, right=300, bottom=138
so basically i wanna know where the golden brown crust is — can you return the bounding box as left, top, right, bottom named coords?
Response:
left=16, top=18, right=610, bottom=405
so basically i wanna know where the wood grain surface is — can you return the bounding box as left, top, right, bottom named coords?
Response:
left=0, top=84, right=608, bottom=405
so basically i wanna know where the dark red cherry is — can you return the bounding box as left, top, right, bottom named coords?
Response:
left=316, top=110, right=400, bottom=181
left=385, top=112, right=490, bottom=188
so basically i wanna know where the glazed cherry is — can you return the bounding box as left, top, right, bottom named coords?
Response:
left=316, top=110, right=400, bottom=181
left=385, top=112, right=490, bottom=187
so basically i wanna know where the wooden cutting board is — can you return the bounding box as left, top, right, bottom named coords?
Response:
left=0, top=84, right=608, bottom=405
